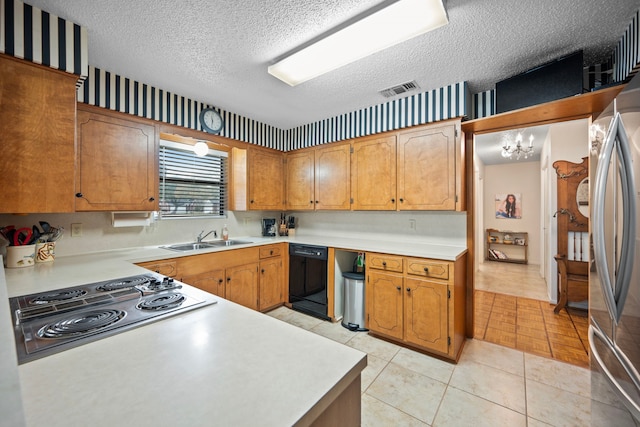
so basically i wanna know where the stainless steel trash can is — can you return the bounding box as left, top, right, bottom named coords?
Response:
left=342, top=272, right=367, bottom=331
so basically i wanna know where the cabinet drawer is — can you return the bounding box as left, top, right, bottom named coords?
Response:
left=137, top=260, right=177, bottom=277
left=367, top=253, right=404, bottom=273
left=259, top=244, right=282, bottom=259
left=406, top=258, right=449, bottom=280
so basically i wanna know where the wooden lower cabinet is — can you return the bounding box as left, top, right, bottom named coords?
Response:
left=258, top=243, right=285, bottom=311
left=137, top=245, right=285, bottom=313
left=226, top=263, right=260, bottom=310
left=136, top=260, right=177, bottom=277
left=259, top=257, right=284, bottom=311
left=365, top=252, right=467, bottom=362
left=367, top=271, right=404, bottom=341
left=182, top=269, right=225, bottom=297
left=404, top=277, right=449, bottom=354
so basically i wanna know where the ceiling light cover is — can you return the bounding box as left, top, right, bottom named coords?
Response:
left=268, top=0, right=448, bottom=86
left=194, top=141, right=209, bottom=157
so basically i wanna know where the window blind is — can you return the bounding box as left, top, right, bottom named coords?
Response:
left=159, top=140, right=228, bottom=218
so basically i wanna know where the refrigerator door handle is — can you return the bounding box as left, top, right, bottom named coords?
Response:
left=593, top=113, right=637, bottom=324
left=593, top=113, right=620, bottom=322
left=590, top=323, right=640, bottom=421
left=613, top=115, right=636, bottom=319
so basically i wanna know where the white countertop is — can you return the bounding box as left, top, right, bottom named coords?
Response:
left=0, top=258, right=26, bottom=427
left=4, top=234, right=466, bottom=297
left=17, top=296, right=365, bottom=426
left=1, top=235, right=466, bottom=426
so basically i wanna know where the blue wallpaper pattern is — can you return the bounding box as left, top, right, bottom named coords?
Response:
left=0, top=0, right=88, bottom=80
left=5, top=0, right=639, bottom=143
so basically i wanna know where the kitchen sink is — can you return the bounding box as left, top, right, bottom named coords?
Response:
left=162, top=240, right=253, bottom=252
left=206, top=240, right=253, bottom=247
left=163, top=242, right=218, bottom=251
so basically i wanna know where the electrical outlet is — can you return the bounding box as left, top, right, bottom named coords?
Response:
left=71, top=223, right=83, bottom=237
left=409, top=219, right=416, bottom=230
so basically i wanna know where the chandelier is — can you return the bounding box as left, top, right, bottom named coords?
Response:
left=501, top=131, right=534, bottom=160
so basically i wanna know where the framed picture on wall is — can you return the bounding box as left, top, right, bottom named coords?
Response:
left=495, top=193, right=522, bottom=219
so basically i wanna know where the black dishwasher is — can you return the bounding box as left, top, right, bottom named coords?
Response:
left=289, top=244, right=329, bottom=321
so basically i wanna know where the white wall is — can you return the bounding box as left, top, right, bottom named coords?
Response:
left=544, top=118, right=590, bottom=302
left=474, top=150, right=486, bottom=267
left=0, top=210, right=466, bottom=258
left=292, top=211, right=467, bottom=246
left=0, top=211, right=269, bottom=257
left=483, top=161, right=542, bottom=265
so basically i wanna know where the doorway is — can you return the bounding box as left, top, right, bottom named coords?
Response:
left=471, top=119, right=591, bottom=367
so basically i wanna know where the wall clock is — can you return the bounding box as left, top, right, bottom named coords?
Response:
left=199, top=108, right=224, bottom=134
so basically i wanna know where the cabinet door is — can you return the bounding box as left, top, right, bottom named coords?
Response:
left=226, top=263, right=259, bottom=310
left=0, top=56, right=76, bottom=213
left=285, top=151, right=315, bottom=210
left=76, top=106, right=158, bottom=211
left=367, top=271, right=404, bottom=340
left=259, top=257, right=284, bottom=311
left=404, top=277, right=449, bottom=354
left=182, top=269, right=225, bottom=298
left=315, top=143, right=351, bottom=210
left=248, top=149, right=284, bottom=210
left=397, top=123, right=457, bottom=210
left=351, top=135, right=397, bottom=210
left=136, top=260, right=177, bottom=277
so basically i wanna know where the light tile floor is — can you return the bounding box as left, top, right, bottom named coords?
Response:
left=266, top=306, right=636, bottom=427
left=475, top=262, right=549, bottom=301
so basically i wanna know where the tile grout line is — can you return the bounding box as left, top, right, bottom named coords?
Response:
left=361, top=392, right=426, bottom=425
left=568, top=310, right=590, bottom=356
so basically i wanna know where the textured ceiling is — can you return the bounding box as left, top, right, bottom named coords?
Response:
left=24, top=0, right=640, bottom=129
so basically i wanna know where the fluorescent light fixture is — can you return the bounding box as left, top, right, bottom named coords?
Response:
left=268, top=0, right=448, bottom=86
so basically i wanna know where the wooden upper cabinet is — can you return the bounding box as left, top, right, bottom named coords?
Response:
left=351, top=135, right=397, bottom=210
left=397, top=119, right=461, bottom=211
left=249, top=149, right=284, bottom=210
left=231, top=147, right=284, bottom=211
left=285, top=150, right=315, bottom=210
left=284, top=143, right=350, bottom=211
left=76, top=104, right=158, bottom=211
left=315, top=142, right=351, bottom=210
left=0, top=55, right=77, bottom=213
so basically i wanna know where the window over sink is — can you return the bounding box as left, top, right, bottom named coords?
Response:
left=158, top=140, right=228, bottom=219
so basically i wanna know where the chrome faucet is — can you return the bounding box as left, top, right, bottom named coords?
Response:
left=197, top=229, right=217, bottom=242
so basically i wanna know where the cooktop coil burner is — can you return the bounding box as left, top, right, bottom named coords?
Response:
left=10, top=273, right=217, bottom=364
left=29, top=289, right=88, bottom=305
left=96, top=276, right=151, bottom=292
left=37, top=309, right=126, bottom=339
left=137, top=292, right=186, bottom=311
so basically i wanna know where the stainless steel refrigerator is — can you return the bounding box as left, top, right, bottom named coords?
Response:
left=590, top=73, right=640, bottom=425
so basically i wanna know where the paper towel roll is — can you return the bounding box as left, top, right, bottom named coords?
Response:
left=111, top=212, right=153, bottom=227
